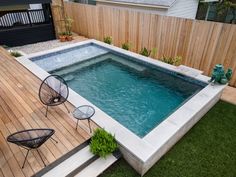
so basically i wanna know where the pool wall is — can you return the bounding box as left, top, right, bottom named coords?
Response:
left=16, top=39, right=226, bottom=176
left=120, top=86, right=222, bottom=175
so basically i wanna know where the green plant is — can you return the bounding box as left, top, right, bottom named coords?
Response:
left=139, top=47, right=157, bottom=57
left=150, top=48, right=158, bottom=58
left=104, top=36, right=112, bottom=44
left=59, top=32, right=67, bottom=36
left=121, top=42, right=131, bottom=50
left=65, top=17, right=73, bottom=36
left=1, top=45, right=9, bottom=49
left=161, top=55, right=182, bottom=66
left=139, top=47, right=151, bottom=57
left=10, top=51, right=22, bottom=57
left=90, top=128, right=118, bottom=158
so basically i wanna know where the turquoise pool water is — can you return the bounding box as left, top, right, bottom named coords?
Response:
left=51, top=53, right=205, bottom=137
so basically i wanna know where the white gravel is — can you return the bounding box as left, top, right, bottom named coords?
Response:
left=10, top=38, right=86, bottom=54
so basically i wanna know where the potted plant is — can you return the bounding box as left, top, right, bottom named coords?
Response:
left=90, top=128, right=118, bottom=158
left=59, top=32, right=67, bottom=42
left=65, top=17, right=74, bottom=41
left=66, top=31, right=73, bottom=41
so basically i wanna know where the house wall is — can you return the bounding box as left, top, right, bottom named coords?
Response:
left=96, top=1, right=168, bottom=15
left=167, top=0, right=199, bottom=19
left=96, top=0, right=199, bottom=18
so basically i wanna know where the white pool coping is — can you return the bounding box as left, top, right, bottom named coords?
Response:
left=16, top=39, right=226, bottom=174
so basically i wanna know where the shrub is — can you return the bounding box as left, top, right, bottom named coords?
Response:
left=139, top=47, right=157, bottom=57
left=139, top=47, right=151, bottom=57
left=161, top=55, right=182, bottom=66
left=10, top=51, right=22, bottom=57
left=1, top=45, right=9, bottom=49
left=90, top=128, right=118, bottom=158
left=121, top=42, right=131, bottom=50
left=104, top=36, right=112, bottom=44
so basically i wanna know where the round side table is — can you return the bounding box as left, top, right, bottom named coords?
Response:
left=72, top=105, right=95, bottom=133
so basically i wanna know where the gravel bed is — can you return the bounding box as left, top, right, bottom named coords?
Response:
left=10, top=37, right=86, bottom=54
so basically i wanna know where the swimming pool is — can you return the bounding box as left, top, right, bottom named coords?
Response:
left=49, top=53, right=205, bottom=137
left=17, top=40, right=226, bottom=175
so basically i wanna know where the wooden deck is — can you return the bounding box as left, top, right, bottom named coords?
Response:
left=0, top=47, right=95, bottom=177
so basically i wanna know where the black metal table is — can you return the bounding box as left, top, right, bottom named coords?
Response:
left=72, top=105, right=95, bottom=133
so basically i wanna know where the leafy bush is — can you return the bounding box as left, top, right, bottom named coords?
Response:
left=161, top=55, right=182, bottom=66
left=139, top=47, right=157, bottom=57
left=139, top=47, right=151, bottom=57
left=10, top=51, right=22, bottom=57
left=90, top=128, right=118, bottom=158
left=121, top=42, right=131, bottom=50
left=1, top=45, right=9, bottom=49
left=104, top=36, right=112, bottom=44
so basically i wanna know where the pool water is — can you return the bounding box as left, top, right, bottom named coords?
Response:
left=51, top=54, right=205, bottom=137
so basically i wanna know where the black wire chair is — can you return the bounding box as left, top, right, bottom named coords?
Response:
left=7, top=128, right=58, bottom=168
left=39, top=75, right=70, bottom=117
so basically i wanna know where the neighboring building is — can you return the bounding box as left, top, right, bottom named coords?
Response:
left=95, top=0, right=199, bottom=19
left=196, top=0, right=236, bottom=24
left=0, top=0, right=56, bottom=46
left=67, top=0, right=96, bottom=5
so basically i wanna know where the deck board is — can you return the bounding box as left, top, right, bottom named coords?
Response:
left=0, top=44, right=96, bottom=177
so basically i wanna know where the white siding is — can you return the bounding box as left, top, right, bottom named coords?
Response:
left=96, top=2, right=168, bottom=15
left=96, top=0, right=199, bottom=19
left=167, top=0, right=199, bottom=19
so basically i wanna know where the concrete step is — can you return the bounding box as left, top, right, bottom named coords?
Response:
left=74, top=154, right=118, bottom=177
left=42, top=145, right=94, bottom=177
left=33, top=139, right=120, bottom=177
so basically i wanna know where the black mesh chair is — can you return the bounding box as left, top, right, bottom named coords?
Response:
left=39, top=75, right=69, bottom=117
left=7, top=128, right=57, bottom=168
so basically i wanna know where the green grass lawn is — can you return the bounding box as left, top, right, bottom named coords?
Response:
left=100, top=101, right=236, bottom=177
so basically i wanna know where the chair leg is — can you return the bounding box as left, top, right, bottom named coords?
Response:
left=36, top=149, right=46, bottom=167
left=22, top=149, right=30, bottom=168
left=45, top=106, right=48, bottom=117
left=63, top=102, right=70, bottom=113
left=76, top=119, right=79, bottom=130
left=88, top=119, right=92, bottom=133
left=50, top=137, right=58, bottom=144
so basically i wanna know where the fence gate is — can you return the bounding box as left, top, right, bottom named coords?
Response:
left=0, top=2, right=55, bottom=47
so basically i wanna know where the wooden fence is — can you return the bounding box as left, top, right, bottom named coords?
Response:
left=64, top=2, right=236, bottom=86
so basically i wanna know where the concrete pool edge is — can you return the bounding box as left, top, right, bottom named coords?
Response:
left=16, top=39, right=226, bottom=175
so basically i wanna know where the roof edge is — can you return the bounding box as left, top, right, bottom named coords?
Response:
left=169, top=0, right=178, bottom=8
left=95, top=0, right=171, bottom=9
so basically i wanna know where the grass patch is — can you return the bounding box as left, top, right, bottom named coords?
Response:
left=100, top=101, right=236, bottom=177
